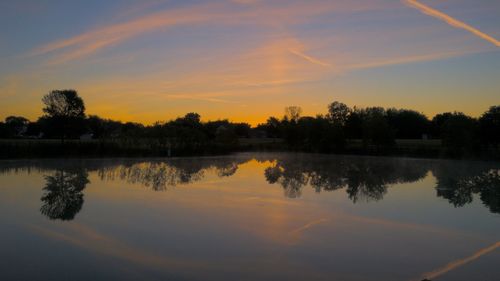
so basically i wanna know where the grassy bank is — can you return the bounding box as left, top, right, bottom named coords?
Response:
left=3, top=138, right=498, bottom=160
left=0, top=139, right=234, bottom=158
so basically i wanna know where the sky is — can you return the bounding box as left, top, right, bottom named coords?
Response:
left=0, top=0, right=499, bottom=125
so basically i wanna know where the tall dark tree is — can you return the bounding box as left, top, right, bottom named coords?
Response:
left=215, top=125, right=238, bottom=147
left=261, top=117, right=282, bottom=138
left=233, top=123, right=251, bottom=138
left=430, top=112, right=453, bottom=138
left=327, top=101, right=351, bottom=126
left=386, top=109, right=430, bottom=139
left=0, top=122, right=7, bottom=138
left=362, top=107, right=395, bottom=146
left=345, top=108, right=364, bottom=139
left=42, top=90, right=86, bottom=141
left=479, top=105, right=500, bottom=146
left=441, top=112, right=479, bottom=156
left=4, top=116, right=29, bottom=137
left=284, top=106, right=302, bottom=123
left=183, top=112, right=201, bottom=126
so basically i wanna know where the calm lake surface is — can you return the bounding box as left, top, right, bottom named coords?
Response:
left=1, top=153, right=499, bottom=281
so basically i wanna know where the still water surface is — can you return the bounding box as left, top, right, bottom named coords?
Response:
left=0, top=153, right=499, bottom=281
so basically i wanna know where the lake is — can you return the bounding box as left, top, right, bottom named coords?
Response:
left=0, top=153, right=499, bottom=281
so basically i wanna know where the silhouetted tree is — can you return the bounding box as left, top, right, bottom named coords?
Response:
left=479, top=105, right=500, bottom=146
left=259, top=117, right=282, bottom=138
left=297, top=115, right=345, bottom=152
left=284, top=106, right=302, bottom=123
left=362, top=107, right=395, bottom=146
left=386, top=109, right=430, bottom=139
left=183, top=112, right=201, bottom=126
left=345, top=108, right=364, bottom=139
left=86, top=115, right=122, bottom=139
left=121, top=122, right=144, bottom=139
left=5, top=116, right=29, bottom=137
left=430, top=112, right=453, bottom=139
left=215, top=125, right=238, bottom=147
left=41, top=90, right=86, bottom=141
left=233, top=123, right=251, bottom=138
left=441, top=112, right=479, bottom=156
left=25, top=121, right=42, bottom=138
left=327, top=101, right=351, bottom=126
left=0, top=122, right=7, bottom=138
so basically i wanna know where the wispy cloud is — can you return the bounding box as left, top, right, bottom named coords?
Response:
left=347, top=49, right=480, bottom=70
left=30, top=3, right=219, bottom=63
left=163, top=94, right=238, bottom=104
left=412, top=241, right=500, bottom=281
left=403, top=0, right=500, bottom=47
left=29, top=0, right=388, bottom=64
left=288, top=49, right=331, bottom=67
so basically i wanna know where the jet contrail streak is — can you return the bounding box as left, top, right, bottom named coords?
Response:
left=411, top=241, right=500, bottom=281
left=289, top=49, right=332, bottom=67
left=404, top=0, right=500, bottom=47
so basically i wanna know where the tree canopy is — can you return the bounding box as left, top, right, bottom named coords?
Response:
left=42, top=89, right=86, bottom=119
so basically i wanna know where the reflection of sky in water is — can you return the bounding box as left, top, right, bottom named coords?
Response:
left=0, top=153, right=499, bottom=281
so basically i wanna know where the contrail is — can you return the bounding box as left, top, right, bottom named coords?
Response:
left=403, top=0, right=500, bottom=47
left=412, top=241, right=500, bottom=281
left=289, top=218, right=329, bottom=235
left=289, top=49, right=332, bottom=67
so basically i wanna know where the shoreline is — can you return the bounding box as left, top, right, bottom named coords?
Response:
left=1, top=138, right=499, bottom=161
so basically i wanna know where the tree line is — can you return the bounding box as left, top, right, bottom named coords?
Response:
left=0, top=89, right=499, bottom=158
left=0, top=90, right=251, bottom=155
left=256, top=102, right=500, bottom=157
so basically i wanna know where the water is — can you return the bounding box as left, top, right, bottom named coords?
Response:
left=0, top=153, right=499, bottom=281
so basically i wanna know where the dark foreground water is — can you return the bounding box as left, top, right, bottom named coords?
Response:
left=0, top=153, right=499, bottom=281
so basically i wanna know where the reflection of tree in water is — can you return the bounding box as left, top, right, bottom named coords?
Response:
left=40, top=168, right=89, bottom=220
left=433, top=163, right=500, bottom=214
left=265, top=163, right=307, bottom=198
left=98, top=157, right=248, bottom=191
left=265, top=155, right=430, bottom=203
left=1, top=154, right=498, bottom=214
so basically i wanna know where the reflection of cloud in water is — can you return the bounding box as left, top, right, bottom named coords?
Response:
left=412, top=241, right=500, bottom=281
left=26, top=222, right=330, bottom=280
left=289, top=218, right=329, bottom=234
left=27, top=223, right=215, bottom=277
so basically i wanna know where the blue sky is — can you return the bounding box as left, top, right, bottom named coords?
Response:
left=0, top=0, right=499, bottom=124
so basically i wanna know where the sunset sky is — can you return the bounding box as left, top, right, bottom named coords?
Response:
left=1, top=0, right=499, bottom=125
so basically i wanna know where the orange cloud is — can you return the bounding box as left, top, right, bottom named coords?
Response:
left=404, top=0, right=500, bottom=47
left=31, top=3, right=220, bottom=63
left=30, top=1, right=388, bottom=64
